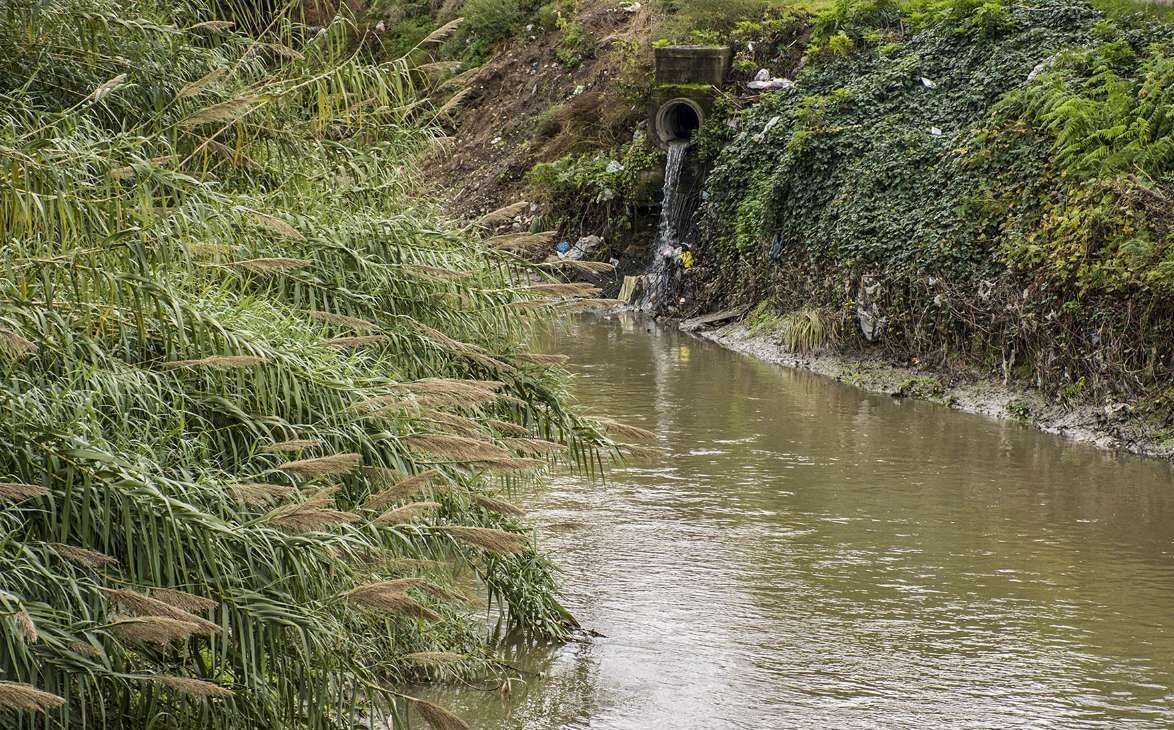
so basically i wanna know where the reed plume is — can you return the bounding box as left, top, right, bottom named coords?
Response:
left=412, top=698, right=470, bottom=730
left=278, top=453, right=361, bottom=479
left=161, top=355, right=267, bottom=370
left=0, top=681, right=65, bottom=713
left=502, top=437, right=564, bottom=455
left=487, top=419, right=531, bottom=436
left=230, top=482, right=295, bottom=505
left=50, top=543, right=118, bottom=567
left=474, top=201, right=529, bottom=230
left=263, top=439, right=322, bottom=453
left=471, top=495, right=525, bottom=517
left=180, top=97, right=257, bottom=128
left=15, top=610, right=37, bottom=643
left=593, top=417, right=657, bottom=442
left=100, top=588, right=219, bottom=634
left=151, top=675, right=234, bottom=698
left=365, top=469, right=441, bottom=508
left=440, top=526, right=529, bottom=555
left=233, top=257, right=312, bottom=273
left=375, top=501, right=441, bottom=525
left=343, top=583, right=439, bottom=621
left=422, top=17, right=464, bottom=45
left=110, top=616, right=203, bottom=645
left=485, top=231, right=558, bottom=253
left=176, top=67, right=226, bottom=98
left=265, top=487, right=359, bottom=533
left=0, top=482, right=48, bottom=501
left=88, top=73, right=126, bottom=102
left=152, top=589, right=218, bottom=614
left=420, top=411, right=484, bottom=436
left=404, top=434, right=510, bottom=462
left=0, top=329, right=38, bottom=357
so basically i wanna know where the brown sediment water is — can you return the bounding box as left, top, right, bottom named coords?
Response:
left=426, top=312, right=1174, bottom=729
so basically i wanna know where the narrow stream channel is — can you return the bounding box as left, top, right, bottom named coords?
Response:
left=430, top=313, right=1174, bottom=729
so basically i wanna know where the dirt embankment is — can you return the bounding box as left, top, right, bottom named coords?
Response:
left=695, top=323, right=1174, bottom=462
left=423, top=4, right=658, bottom=222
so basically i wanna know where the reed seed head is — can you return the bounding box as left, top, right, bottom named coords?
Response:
left=230, top=482, right=295, bottom=505
left=404, top=435, right=510, bottom=463
left=50, top=543, right=118, bottom=568
left=0, top=482, right=48, bottom=501
left=109, top=616, right=203, bottom=645
left=151, top=675, right=234, bottom=699
left=0, top=681, right=65, bottom=713
left=375, top=501, right=441, bottom=525
left=344, top=583, right=439, bottom=621
left=0, top=329, right=38, bottom=358
left=412, top=698, right=470, bottom=730
left=471, top=495, right=525, bottom=517
left=278, top=453, right=361, bottom=479
left=440, top=526, right=530, bottom=555
left=263, top=439, right=322, bottom=454
left=152, top=589, right=218, bottom=614
left=100, top=588, right=220, bottom=634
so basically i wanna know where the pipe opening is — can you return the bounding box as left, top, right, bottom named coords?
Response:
left=656, top=99, right=704, bottom=145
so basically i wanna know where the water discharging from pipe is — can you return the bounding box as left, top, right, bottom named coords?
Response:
left=643, top=139, right=690, bottom=311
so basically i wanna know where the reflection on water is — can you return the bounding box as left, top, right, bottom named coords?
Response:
left=427, top=313, right=1174, bottom=729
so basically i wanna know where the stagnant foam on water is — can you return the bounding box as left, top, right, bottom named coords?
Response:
left=421, top=313, right=1174, bottom=730
left=642, top=140, right=690, bottom=311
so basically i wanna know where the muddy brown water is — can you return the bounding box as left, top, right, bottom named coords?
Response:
left=426, top=313, right=1174, bottom=729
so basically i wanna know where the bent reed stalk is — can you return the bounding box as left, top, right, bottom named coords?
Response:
left=0, top=1, right=617, bottom=728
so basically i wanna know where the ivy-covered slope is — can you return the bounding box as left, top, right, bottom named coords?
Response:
left=697, top=0, right=1173, bottom=405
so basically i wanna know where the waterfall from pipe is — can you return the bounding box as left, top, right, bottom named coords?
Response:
left=643, top=140, right=690, bottom=311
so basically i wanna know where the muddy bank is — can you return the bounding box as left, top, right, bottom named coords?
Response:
left=693, top=323, right=1174, bottom=462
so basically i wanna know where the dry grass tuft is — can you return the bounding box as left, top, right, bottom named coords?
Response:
left=470, top=494, right=524, bottom=517
left=230, top=482, right=295, bottom=505
left=375, top=501, right=442, bottom=525
left=50, top=543, right=118, bottom=567
left=435, top=88, right=471, bottom=119
left=263, top=439, right=322, bottom=453
left=0, top=482, right=48, bottom=501
left=69, top=641, right=104, bottom=658
left=308, top=311, right=380, bottom=331
left=278, top=453, right=361, bottom=479
left=0, top=329, right=38, bottom=357
left=0, top=681, right=65, bottom=713
left=325, top=335, right=388, bottom=349
left=100, top=588, right=219, bottom=634
left=404, top=434, right=510, bottom=462
left=440, top=526, right=529, bottom=555
left=413, top=697, right=470, bottom=730
left=152, top=589, right=218, bottom=614
left=161, top=355, right=267, bottom=370
left=344, top=583, right=439, bottom=621
left=364, top=469, right=441, bottom=508
left=109, top=616, right=203, bottom=645
left=151, top=675, right=234, bottom=698
left=88, top=73, right=127, bottom=102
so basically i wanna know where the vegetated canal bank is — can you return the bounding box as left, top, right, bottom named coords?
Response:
left=426, top=312, right=1174, bottom=729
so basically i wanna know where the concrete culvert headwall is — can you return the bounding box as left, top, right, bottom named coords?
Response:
left=655, top=99, right=704, bottom=145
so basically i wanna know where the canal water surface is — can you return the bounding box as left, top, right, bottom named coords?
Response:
left=430, top=313, right=1174, bottom=729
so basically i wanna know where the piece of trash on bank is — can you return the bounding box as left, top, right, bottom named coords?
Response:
left=748, top=68, right=795, bottom=92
